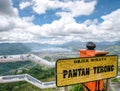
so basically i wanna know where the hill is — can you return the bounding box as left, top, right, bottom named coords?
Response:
left=0, top=43, right=30, bottom=55
left=23, top=42, right=71, bottom=52
left=57, top=41, right=120, bottom=56
left=0, top=41, right=120, bottom=55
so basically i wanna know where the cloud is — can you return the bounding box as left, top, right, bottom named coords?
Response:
left=0, top=0, right=18, bottom=16
left=100, top=9, right=120, bottom=32
left=0, top=0, right=19, bottom=32
left=0, top=16, right=15, bottom=32
left=85, top=9, right=120, bottom=42
left=32, top=0, right=96, bottom=17
left=19, top=1, right=32, bottom=10
left=0, top=0, right=120, bottom=44
left=39, top=9, right=120, bottom=43
left=0, top=0, right=35, bottom=42
left=97, top=9, right=120, bottom=41
left=22, top=15, right=35, bottom=22
left=0, top=31, right=34, bottom=42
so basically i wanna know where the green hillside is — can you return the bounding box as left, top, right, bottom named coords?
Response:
left=0, top=43, right=30, bottom=55
left=104, top=45, right=120, bottom=56
left=0, top=64, right=55, bottom=91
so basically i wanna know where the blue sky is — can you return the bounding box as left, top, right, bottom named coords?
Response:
left=0, top=0, right=120, bottom=44
left=75, top=0, right=120, bottom=23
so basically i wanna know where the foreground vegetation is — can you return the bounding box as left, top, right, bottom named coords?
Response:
left=0, top=63, right=55, bottom=91
left=0, top=82, right=55, bottom=91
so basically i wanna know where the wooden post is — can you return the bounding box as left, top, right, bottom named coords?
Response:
left=82, top=85, right=88, bottom=91
left=106, top=79, right=111, bottom=91
left=64, top=87, right=68, bottom=91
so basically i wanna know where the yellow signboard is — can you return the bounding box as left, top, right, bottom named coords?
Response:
left=56, top=55, right=118, bottom=87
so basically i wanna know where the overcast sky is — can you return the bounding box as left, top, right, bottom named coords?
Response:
left=0, top=0, right=120, bottom=44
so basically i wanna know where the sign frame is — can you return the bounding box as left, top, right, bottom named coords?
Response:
left=56, top=55, right=118, bottom=87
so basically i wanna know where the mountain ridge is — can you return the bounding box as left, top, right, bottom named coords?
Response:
left=0, top=41, right=119, bottom=55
